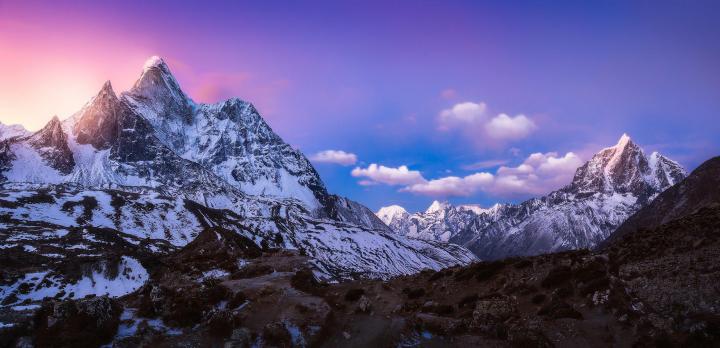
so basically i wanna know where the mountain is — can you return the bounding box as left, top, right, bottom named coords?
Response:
left=123, top=57, right=329, bottom=210
left=378, top=135, right=686, bottom=260
left=377, top=201, right=503, bottom=242
left=452, top=134, right=686, bottom=260
left=601, top=155, right=720, bottom=248
left=0, top=56, right=476, bottom=291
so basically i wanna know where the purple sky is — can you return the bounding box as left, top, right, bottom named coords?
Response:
left=1, top=0, right=719, bottom=212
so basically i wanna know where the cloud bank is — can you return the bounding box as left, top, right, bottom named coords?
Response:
left=358, top=152, right=583, bottom=198
left=402, top=172, right=493, bottom=196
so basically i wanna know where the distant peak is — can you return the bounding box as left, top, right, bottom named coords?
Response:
left=426, top=200, right=450, bottom=214
left=376, top=205, right=408, bottom=225
left=377, top=204, right=407, bottom=214
left=458, top=203, right=502, bottom=215
left=143, top=56, right=166, bottom=71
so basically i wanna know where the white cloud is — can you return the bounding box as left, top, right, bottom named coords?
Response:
left=309, top=150, right=357, bottom=166
left=351, top=164, right=426, bottom=186
left=491, top=152, right=583, bottom=196
left=437, top=101, right=537, bottom=142
left=437, top=102, right=487, bottom=130
left=398, top=152, right=583, bottom=198
left=402, top=172, right=494, bottom=197
left=485, top=113, right=536, bottom=140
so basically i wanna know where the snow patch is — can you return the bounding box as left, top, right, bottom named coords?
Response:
left=0, top=256, right=148, bottom=303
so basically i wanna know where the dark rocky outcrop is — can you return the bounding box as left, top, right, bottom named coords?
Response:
left=73, top=81, right=124, bottom=150
left=32, top=296, right=122, bottom=348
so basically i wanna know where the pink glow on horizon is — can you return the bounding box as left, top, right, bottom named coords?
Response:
left=0, top=16, right=154, bottom=130
left=0, top=10, right=294, bottom=132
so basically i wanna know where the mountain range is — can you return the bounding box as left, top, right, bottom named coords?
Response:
left=378, top=134, right=686, bottom=260
left=5, top=155, right=715, bottom=347
left=0, top=57, right=475, bottom=286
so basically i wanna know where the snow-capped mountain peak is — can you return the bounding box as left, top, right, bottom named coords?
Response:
left=605, top=133, right=639, bottom=173
left=426, top=200, right=451, bottom=214
left=457, top=203, right=502, bottom=215
left=616, top=132, right=631, bottom=148
left=647, top=151, right=687, bottom=189
left=120, top=57, right=332, bottom=210
left=567, top=133, right=684, bottom=197
left=376, top=205, right=409, bottom=225
left=142, top=55, right=166, bottom=71
left=127, top=56, right=194, bottom=125
left=0, top=122, right=30, bottom=141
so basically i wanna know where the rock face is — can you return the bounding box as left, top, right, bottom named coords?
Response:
left=0, top=56, right=476, bottom=287
left=73, top=81, right=125, bottom=149
left=379, top=135, right=686, bottom=260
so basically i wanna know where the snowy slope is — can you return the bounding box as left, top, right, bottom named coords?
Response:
left=0, top=183, right=476, bottom=283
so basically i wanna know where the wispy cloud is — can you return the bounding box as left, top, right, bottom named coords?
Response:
left=402, top=172, right=493, bottom=197
left=461, top=159, right=510, bottom=170
left=309, top=150, right=358, bottom=166
left=440, top=88, right=457, bottom=100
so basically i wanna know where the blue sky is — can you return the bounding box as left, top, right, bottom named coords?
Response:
left=2, top=0, right=719, bottom=212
